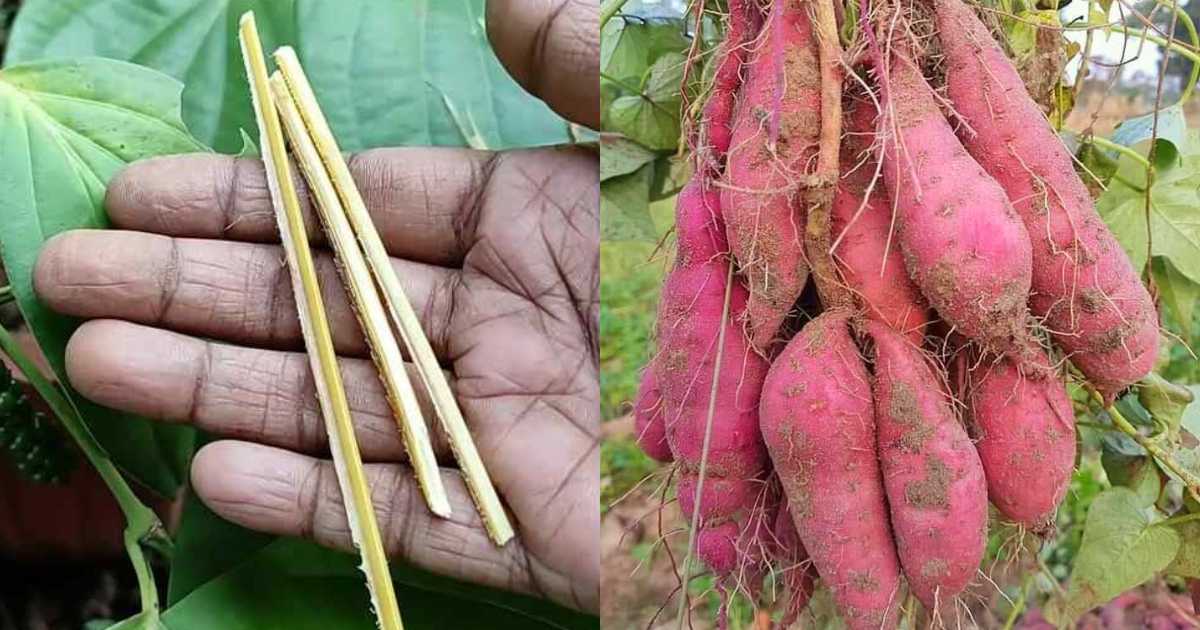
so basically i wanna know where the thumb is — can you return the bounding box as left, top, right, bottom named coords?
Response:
left=486, top=0, right=599, bottom=130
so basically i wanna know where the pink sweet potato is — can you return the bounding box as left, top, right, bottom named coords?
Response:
left=770, top=496, right=817, bottom=628
left=759, top=310, right=902, bottom=629
left=634, top=367, right=672, bottom=462
left=932, top=0, right=1158, bottom=401
left=699, top=0, right=761, bottom=165
left=722, top=0, right=821, bottom=351
left=833, top=98, right=930, bottom=342
left=867, top=321, right=987, bottom=608
left=964, top=350, right=1076, bottom=531
left=656, top=179, right=770, bottom=580
left=879, top=54, right=1034, bottom=354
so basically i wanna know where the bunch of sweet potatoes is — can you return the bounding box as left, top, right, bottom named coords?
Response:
left=632, top=0, right=1158, bottom=626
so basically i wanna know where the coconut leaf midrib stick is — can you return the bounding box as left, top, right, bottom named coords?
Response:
left=238, top=12, right=404, bottom=630
left=270, top=71, right=452, bottom=520
left=273, top=46, right=515, bottom=546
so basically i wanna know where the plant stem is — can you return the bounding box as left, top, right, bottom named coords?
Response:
left=600, top=0, right=631, bottom=30
left=1157, top=0, right=1200, bottom=104
left=0, top=326, right=162, bottom=618
left=0, top=285, right=11, bottom=304
left=1089, top=135, right=1152, bottom=169
left=805, top=0, right=853, bottom=310
left=1097, top=390, right=1200, bottom=501
left=1002, top=573, right=1035, bottom=630
left=1158, top=512, right=1200, bottom=528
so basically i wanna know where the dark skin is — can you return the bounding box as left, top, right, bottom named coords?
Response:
left=32, top=0, right=599, bottom=614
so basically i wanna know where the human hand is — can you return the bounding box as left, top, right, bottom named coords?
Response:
left=32, top=0, right=599, bottom=613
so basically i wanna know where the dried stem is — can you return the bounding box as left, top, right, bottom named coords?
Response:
left=805, top=0, right=852, bottom=310
left=271, top=73, right=451, bottom=518
left=239, top=13, right=404, bottom=630
left=273, top=46, right=515, bottom=546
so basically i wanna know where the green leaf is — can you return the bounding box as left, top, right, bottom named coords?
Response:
left=1139, top=372, right=1195, bottom=437
left=1097, top=131, right=1200, bottom=286
left=601, top=163, right=658, bottom=242
left=168, top=482, right=273, bottom=605
left=1005, top=11, right=1058, bottom=59
left=1182, top=386, right=1200, bottom=439
left=607, top=52, right=684, bottom=151
left=1167, top=521, right=1200, bottom=578
left=161, top=538, right=596, bottom=630
left=1101, top=452, right=1162, bottom=508
left=0, top=57, right=207, bottom=496
left=601, top=134, right=657, bottom=182
left=1154, top=257, right=1199, bottom=344
left=1045, top=488, right=1181, bottom=625
left=1110, top=105, right=1188, bottom=171
left=601, top=17, right=689, bottom=87
left=649, top=153, right=691, bottom=201
left=103, top=611, right=166, bottom=630
left=6, top=0, right=571, bottom=154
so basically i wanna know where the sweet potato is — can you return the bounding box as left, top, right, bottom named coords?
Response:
left=932, top=0, right=1158, bottom=401
left=656, top=179, right=771, bottom=580
left=770, top=496, right=817, bottom=628
left=634, top=367, right=672, bottom=463
left=759, top=310, right=902, bottom=629
left=722, top=0, right=821, bottom=351
left=699, top=0, right=761, bottom=165
left=879, top=53, right=1034, bottom=355
left=964, top=350, right=1076, bottom=531
left=833, top=98, right=929, bottom=342
left=867, top=321, right=987, bottom=607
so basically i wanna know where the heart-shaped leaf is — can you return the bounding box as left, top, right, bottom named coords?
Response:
left=0, top=57, right=207, bottom=495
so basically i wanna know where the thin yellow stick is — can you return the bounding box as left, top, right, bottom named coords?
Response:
left=238, top=13, right=404, bottom=630
left=273, top=46, right=515, bottom=546
left=271, top=72, right=452, bottom=519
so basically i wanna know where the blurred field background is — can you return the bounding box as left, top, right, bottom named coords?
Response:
left=600, top=85, right=1200, bottom=628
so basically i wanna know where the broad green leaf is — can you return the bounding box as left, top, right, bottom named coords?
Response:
left=1167, top=521, right=1200, bottom=578
left=1110, top=104, right=1187, bottom=171
left=1097, top=131, right=1200, bottom=286
left=6, top=0, right=571, bottom=154
left=601, top=17, right=689, bottom=87
left=601, top=163, right=657, bottom=242
left=168, top=483, right=273, bottom=606
left=607, top=52, right=685, bottom=151
left=0, top=57, right=206, bottom=496
left=1154, top=257, right=1199, bottom=344
left=601, top=134, right=657, bottom=182
left=1045, top=488, right=1180, bottom=624
left=161, top=538, right=596, bottom=630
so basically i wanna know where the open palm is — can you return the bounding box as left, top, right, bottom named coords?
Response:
left=31, top=0, right=599, bottom=613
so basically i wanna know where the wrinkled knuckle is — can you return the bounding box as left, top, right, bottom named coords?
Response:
left=33, top=232, right=75, bottom=300
left=424, top=271, right=460, bottom=356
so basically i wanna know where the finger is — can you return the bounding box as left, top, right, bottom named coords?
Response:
left=106, top=148, right=497, bottom=267
left=65, top=320, right=453, bottom=462
left=35, top=230, right=457, bottom=360
left=486, top=0, right=599, bottom=129
left=191, top=441, right=544, bottom=601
